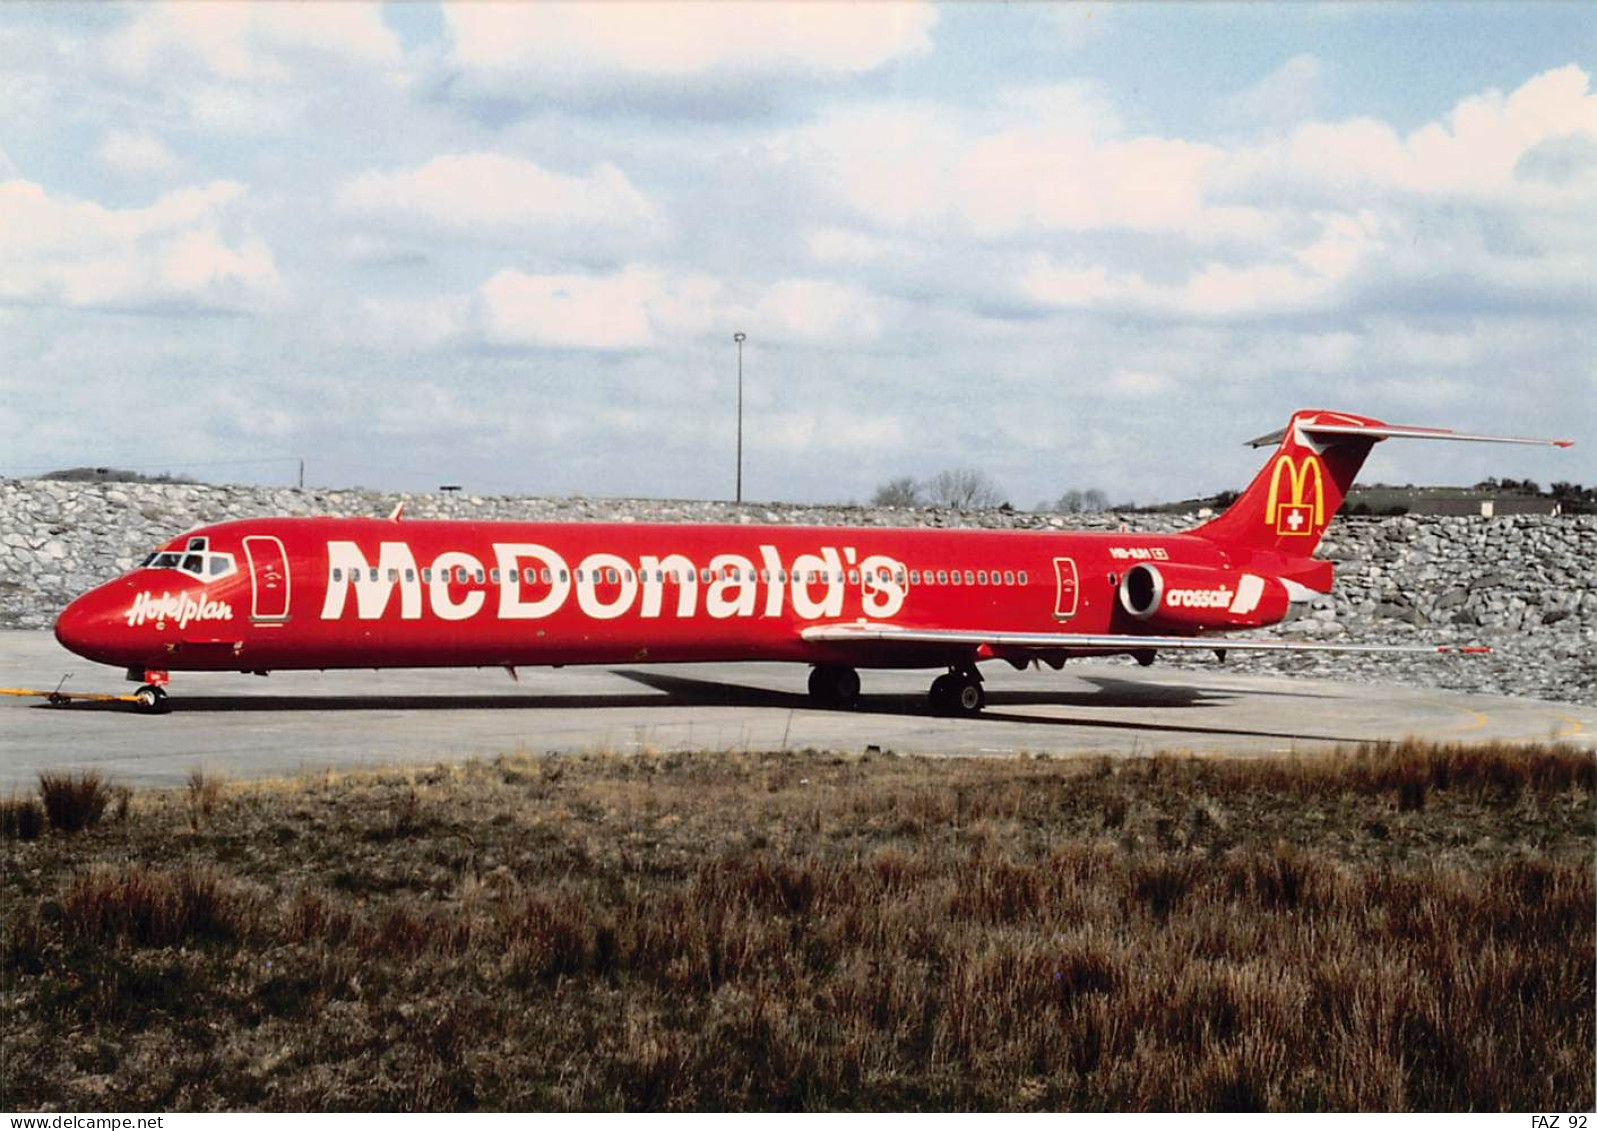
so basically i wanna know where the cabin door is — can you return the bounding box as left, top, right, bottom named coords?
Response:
left=1052, top=557, right=1079, bottom=620
left=243, top=535, right=292, bottom=622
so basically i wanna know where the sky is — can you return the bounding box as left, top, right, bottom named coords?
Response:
left=1, top=1, right=1593, bottom=507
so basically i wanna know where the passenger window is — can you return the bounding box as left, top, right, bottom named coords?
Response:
left=422, top=569, right=431, bottom=583
left=977, top=571, right=988, bottom=585
left=541, top=568, right=552, bottom=584
left=559, top=570, right=568, bottom=582
left=951, top=571, right=961, bottom=586
left=964, top=571, right=975, bottom=585
left=369, top=568, right=379, bottom=582
left=404, top=569, right=415, bottom=583
left=1004, top=571, right=1015, bottom=585
left=606, top=568, right=618, bottom=584
left=909, top=570, right=920, bottom=585
left=474, top=569, right=485, bottom=583
left=389, top=569, right=400, bottom=583
left=895, top=570, right=906, bottom=584
left=848, top=570, right=860, bottom=584
left=332, top=568, right=343, bottom=583
left=576, top=570, right=585, bottom=583
left=1018, top=571, right=1028, bottom=585
left=456, top=567, right=469, bottom=584
left=701, top=569, right=712, bottom=583
left=936, top=570, right=947, bottom=585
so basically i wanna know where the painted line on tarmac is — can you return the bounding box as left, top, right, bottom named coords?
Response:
left=1430, top=701, right=1490, bottom=735
left=1552, top=713, right=1586, bottom=739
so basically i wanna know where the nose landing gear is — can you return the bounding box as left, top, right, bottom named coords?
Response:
left=128, top=668, right=172, bottom=714
left=133, top=685, right=171, bottom=714
left=929, top=667, right=985, bottom=716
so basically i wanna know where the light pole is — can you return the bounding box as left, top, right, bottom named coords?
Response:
left=734, top=331, right=746, bottom=503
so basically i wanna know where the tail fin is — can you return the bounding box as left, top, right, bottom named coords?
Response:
left=1194, top=410, right=1573, bottom=558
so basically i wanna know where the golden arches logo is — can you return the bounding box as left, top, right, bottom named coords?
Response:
left=1264, top=453, right=1325, bottom=535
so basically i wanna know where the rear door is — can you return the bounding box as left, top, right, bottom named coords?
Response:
left=243, top=535, right=291, bottom=622
left=1053, top=557, right=1079, bottom=620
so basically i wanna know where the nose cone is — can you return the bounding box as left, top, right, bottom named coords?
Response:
left=55, top=587, right=130, bottom=665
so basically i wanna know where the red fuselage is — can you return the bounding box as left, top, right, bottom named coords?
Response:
left=53, top=516, right=1319, bottom=675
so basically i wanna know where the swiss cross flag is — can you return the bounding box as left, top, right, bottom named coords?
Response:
left=1276, top=503, right=1314, bottom=536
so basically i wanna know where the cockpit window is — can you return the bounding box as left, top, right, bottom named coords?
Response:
left=142, top=537, right=237, bottom=583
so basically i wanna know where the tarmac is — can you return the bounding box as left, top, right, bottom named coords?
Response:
left=1, top=628, right=1591, bottom=788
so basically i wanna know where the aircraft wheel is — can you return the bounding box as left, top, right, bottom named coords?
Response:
left=952, top=673, right=985, bottom=716
left=808, top=664, right=861, bottom=709
left=929, top=672, right=984, bottom=717
left=134, top=685, right=171, bottom=714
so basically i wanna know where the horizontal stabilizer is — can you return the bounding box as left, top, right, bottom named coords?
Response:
left=802, top=622, right=1489, bottom=657
left=1247, top=419, right=1573, bottom=449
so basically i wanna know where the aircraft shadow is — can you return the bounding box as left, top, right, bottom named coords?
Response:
left=36, top=669, right=1362, bottom=742
left=615, top=671, right=1364, bottom=745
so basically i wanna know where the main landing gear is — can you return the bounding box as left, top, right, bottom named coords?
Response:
left=806, top=664, right=987, bottom=716
left=808, top=664, right=861, bottom=709
left=929, top=667, right=985, bottom=717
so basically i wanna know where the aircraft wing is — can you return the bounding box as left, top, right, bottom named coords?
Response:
left=801, top=622, right=1487, bottom=656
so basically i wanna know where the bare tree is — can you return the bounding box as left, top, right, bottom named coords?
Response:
left=1052, top=487, right=1109, bottom=514
left=871, top=476, right=923, bottom=507
left=926, top=468, right=1004, bottom=510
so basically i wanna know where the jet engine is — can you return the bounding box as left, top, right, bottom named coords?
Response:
left=1116, top=562, right=1289, bottom=631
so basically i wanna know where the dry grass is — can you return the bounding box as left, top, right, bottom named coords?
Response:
left=185, top=769, right=227, bottom=833
left=1, top=739, right=1591, bottom=1112
left=1, top=795, right=46, bottom=842
left=36, top=771, right=114, bottom=834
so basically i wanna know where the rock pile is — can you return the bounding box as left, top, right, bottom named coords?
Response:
left=3, top=478, right=1591, bottom=704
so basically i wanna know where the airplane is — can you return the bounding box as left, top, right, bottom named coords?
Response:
left=50, top=410, right=1571, bottom=714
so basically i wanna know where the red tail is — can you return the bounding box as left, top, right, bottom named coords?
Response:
left=1193, top=410, right=1383, bottom=557
left=1193, top=409, right=1572, bottom=558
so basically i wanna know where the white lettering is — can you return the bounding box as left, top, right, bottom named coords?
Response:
left=758, top=545, right=786, bottom=617
left=1165, top=587, right=1234, bottom=610
left=495, top=543, right=570, bottom=619
left=639, top=553, right=698, bottom=618
left=706, top=554, right=757, bottom=619
left=576, top=552, right=638, bottom=620
left=321, top=542, right=421, bottom=621
left=430, top=551, right=485, bottom=621
left=127, top=591, right=234, bottom=630
left=859, top=554, right=907, bottom=618
left=790, top=547, right=844, bottom=619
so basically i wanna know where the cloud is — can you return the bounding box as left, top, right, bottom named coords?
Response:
left=79, top=2, right=409, bottom=136
left=0, top=179, right=280, bottom=312
left=1218, top=55, right=1327, bottom=131
left=1218, top=65, right=1597, bottom=202
left=1103, top=369, right=1172, bottom=398
left=796, top=93, right=1276, bottom=241
left=476, top=267, right=661, bottom=350
left=335, top=153, right=661, bottom=244
left=471, top=266, right=887, bottom=351
left=444, top=2, right=936, bottom=81
left=96, top=130, right=179, bottom=177
left=106, top=3, right=403, bottom=84
left=1020, top=210, right=1386, bottom=318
